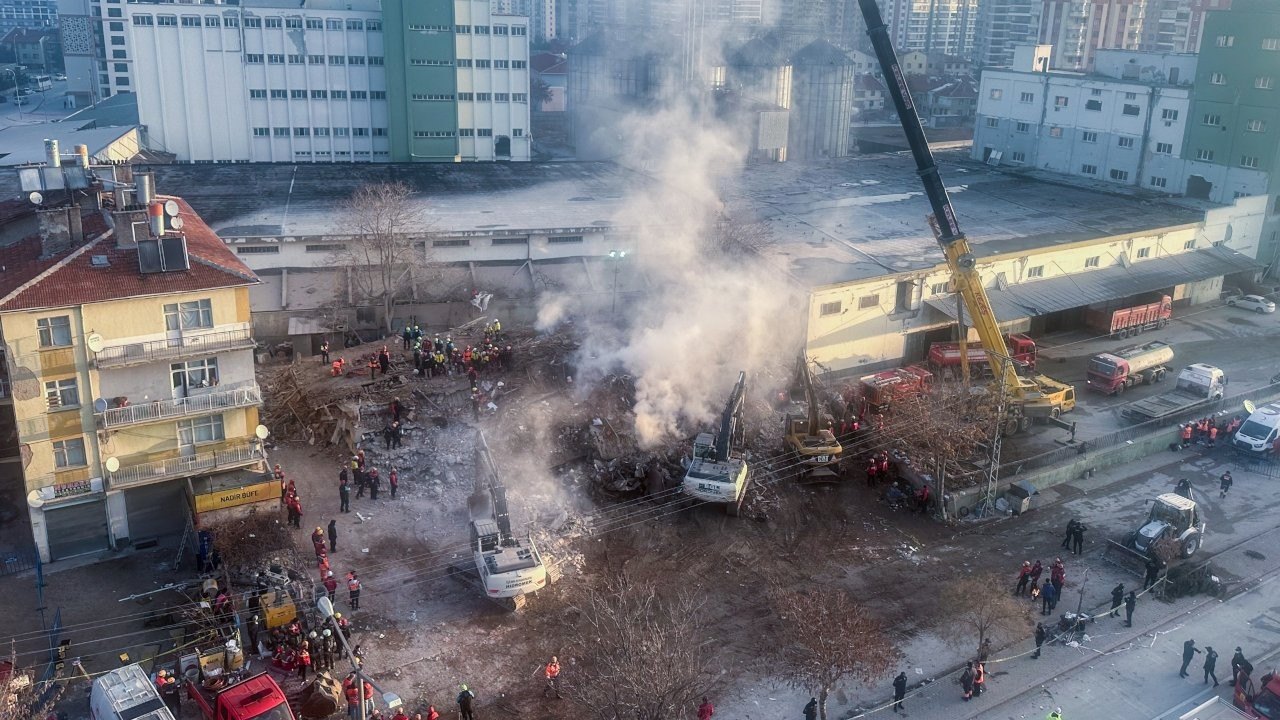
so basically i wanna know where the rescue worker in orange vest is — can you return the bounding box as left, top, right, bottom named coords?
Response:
left=1208, top=424, right=1219, bottom=447
left=323, top=570, right=338, bottom=601
left=391, top=710, right=410, bottom=720
left=1181, top=423, right=1193, bottom=448
left=344, top=676, right=360, bottom=719
left=543, top=656, right=562, bottom=699
left=972, top=661, right=986, bottom=697
left=331, top=358, right=346, bottom=376
left=347, top=571, right=361, bottom=611
left=424, top=706, right=440, bottom=720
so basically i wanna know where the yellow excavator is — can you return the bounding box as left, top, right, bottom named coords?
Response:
left=783, top=353, right=844, bottom=479
left=860, top=0, right=1075, bottom=435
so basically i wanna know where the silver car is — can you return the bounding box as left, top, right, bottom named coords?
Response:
left=1228, top=294, right=1277, bottom=314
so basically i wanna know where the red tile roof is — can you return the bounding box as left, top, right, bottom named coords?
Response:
left=0, top=196, right=258, bottom=312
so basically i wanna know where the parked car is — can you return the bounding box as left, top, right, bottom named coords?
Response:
left=1228, top=294, right=1277, bottom=314
left=52, top=73, right=66, bottom=81
left=18, top=87, right=33, bottom=96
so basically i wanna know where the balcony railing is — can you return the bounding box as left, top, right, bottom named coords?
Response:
left=98, top=384, right=262, bottom=430
left=108, top=443, right=266, bottom=489
left=93, top=326, right=255, bottom=369
left=0, top=377, right=8, bottom=400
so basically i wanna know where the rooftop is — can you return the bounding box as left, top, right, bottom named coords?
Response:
left=0, top=124, right=141, bottom=167
left=0, top=28, right=57, bottom=45
left=61, top=92, right=141, bottom=130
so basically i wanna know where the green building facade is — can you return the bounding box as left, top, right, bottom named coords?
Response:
left=383, top=0, right=460, bottom=162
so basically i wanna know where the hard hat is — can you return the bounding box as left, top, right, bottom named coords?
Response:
left=323, top=629, right=332, bottom=637
left=327, top=571, right=334, bottom=577
left=157, top=670, right=167, bottom=678
left=309, top=631, right=318, bottom=639
left=334, top=612, right=342, bottom=619
left=316, top=526, right=323, bottom=533
left=460, top=684, right=468, bottom=691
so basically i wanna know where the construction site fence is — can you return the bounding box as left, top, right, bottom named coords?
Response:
left=995, top=380, right=1280, bottom=480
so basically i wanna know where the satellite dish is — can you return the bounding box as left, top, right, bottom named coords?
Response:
left=254, top=424, right=270, bottom=440
left=26, top=490, right=43, bottom=509
left=28, top=191, right=42, bottom=205
left=93, top=397, right=108, bottom=413
left=164, top=200, right=180, bottom=217
left=170, top=217, right=185, bottom=230
left=86, top=333, right=104, bottom=353
left=105, top=456, right=120, bottom=473
left=1244, top=399, right=1257, bottom=414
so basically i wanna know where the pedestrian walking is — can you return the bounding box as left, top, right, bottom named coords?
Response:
left=1231, top=647, right=1253, bottom=686
left=1040, top=580, right=1056, bottom=615
left=1014, top=561, right=1032, bottom=596
left=328, top=519, right=338, bottom=553
left=960, top=662, right=975, bottom=701
left=1033, top=623, right=1047, bottom=659
left=543, top=656, right=562, bottom=699
left=697, top=697, right=714, bottom=720
left=323, top=571, right=338, bottom=602
left=347, top=571, right=361, bottom=611
left=1124, top=591, right=1136, bottom=627
left=389, top=469, right=399, bottom=499
left=803, top=697, right=818, bottom=720
left=1220, top=472, right=1233, bottom=499
left=339, top=481, right=350, bottom=513
left=1070, top=521, right=1086, bottom=555
left=1204, top=646, right=1220, bottom=686
left=1180, top=639, right=1201, bottom=677
left=892, top=672, right=907, bottom=713
left=456, top=685, right=476, bottom=720
left=1109, top=583, right=1125, bottom=617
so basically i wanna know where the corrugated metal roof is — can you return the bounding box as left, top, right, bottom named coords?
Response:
left=926, top=245, right=1259, bottom=323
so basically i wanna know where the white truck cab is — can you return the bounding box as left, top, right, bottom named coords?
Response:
left=1233, top=402, right=1280, bottom=454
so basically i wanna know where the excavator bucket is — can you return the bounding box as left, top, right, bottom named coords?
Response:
left=1101, top=539, right=1147, bottom=577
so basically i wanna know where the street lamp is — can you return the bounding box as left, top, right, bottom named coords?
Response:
left=316, top=596, right=402, bottom=720
left=608, top=250, right=628, bottom=315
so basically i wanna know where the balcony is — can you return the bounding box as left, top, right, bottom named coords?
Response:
left=97, top=384, right=262, bottom=430
left=0, top=378, right=9, bottom=400
left=108, top=442, right=266, bottom=489
left=93, top=326, right=255, bottom=369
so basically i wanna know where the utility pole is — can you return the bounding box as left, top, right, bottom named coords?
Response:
left=608, top=249, right=627, bottom=314
left=317, top=597, right=402, bottom=720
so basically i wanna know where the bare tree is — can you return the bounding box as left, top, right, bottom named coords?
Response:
left=770, top=588, right=899, bottom=720
left=938, top=574, right=1035, bottom=660
left=868, top=382, right=996, bottom=489
left=565, top=575, right=716, bottom=720
left=0, top=643, right=61, bottom=720
left=703, top=212, right=774, bottom=257
left=329, top=182, right=435, bottom=334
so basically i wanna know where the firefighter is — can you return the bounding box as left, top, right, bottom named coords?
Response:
left=347, top=571, right=361, bottom=611
left=543, top=656, right=562, bottom=698
left=312, top=527, right=327, bottom=556
left=297, top=641, right=312, bottom=681
left=323, top=571, right=338, bottom=601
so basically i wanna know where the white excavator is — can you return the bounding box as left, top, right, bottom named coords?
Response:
left=682, top=371, right=752, bottom=515
left=460, top=431, right=549, bottom=610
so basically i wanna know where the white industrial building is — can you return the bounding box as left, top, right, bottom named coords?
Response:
left=973, top=48, right=1198, bottom=193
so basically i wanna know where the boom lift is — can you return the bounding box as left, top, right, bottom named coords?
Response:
left=783, top=353, right=843, bottom=480
left=858, top=0, right=1076, bottom=437
left=682, top=371, right=753, bottom=515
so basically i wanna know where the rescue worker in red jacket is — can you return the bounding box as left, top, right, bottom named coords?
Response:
left=322, top=571, right=338, bottom=601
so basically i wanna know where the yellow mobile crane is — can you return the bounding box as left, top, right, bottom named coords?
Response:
left=859, top=0, right=1075, bottom=435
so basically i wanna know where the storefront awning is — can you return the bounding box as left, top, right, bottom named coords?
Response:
left=925, top=246, right=1258, bottom=323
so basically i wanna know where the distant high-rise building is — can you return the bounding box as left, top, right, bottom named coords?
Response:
left=1139, top=0, right=1231, bottom=53
left=973, top=0, right=1042, bottom=69
left=1038, top=0, right=1148, bottom=71
left=0, top=0, right=55, bottom=33
left=881, top=0, right=978, bottom=57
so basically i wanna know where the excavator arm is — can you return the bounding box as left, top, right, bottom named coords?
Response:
left=715, top=371, right=747, bottom=462
left=860, top=0, right=1032, bottom=399
left=797, top=353, right=820, bottom=433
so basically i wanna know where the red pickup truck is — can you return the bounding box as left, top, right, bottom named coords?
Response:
left=186, top=672, right=294, bottom=720
left=1235, top=670, right=1280, bottom=718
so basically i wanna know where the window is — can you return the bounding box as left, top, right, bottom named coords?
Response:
left=224, top=17, right=239, bottom=27
left=253, top=127, right=269, bottom=137
left=458, top=92, right=474, bottom=101
left=132, top=14, right=153, bottom=25
left=1085, top=99, right=1102, bottom=111
left=346, top=19, right=363, bottom=30
left=1256, top=76, right=1275, bottom=90
left=53, top=439, right=87, bottom=469
left=475, top=92, right=491, bottom=101
left=110, top=36, right=125, bottom=45
left=1184, top=239, right=1196, bottom=250
left=457, top=58, right=472, bottom=68
left=305, top=244, right=344, bottom=253
left=1011, top=151, right=1025, bottom=162
left=171, top=358, right=220, bottom=389
left=495, top=60, right=510, bottom=69
left=268, top=54, right=285, bottom=64
left=265, top=17, right=281, bottom=28
left=1011, top=121, right=1029, bottom=133
left=305, top=54, right=323, bottom=64
left=285, top=18, right=302, bottom=29
left=1109, top=169, right=1129, bottom=181
left=1049, top=127, right=1063, bottom=138
left=334, top=128, right=349, bottom=137
left=1019, top=91, right=1034, bottom=103
left=475, top=25, right=490, bottom=34
left=1084, top=256, right=1100, bottom=268
left=433, top=239, right=471, bottom=248
left=348, top=55, right=365, bottom=65
left=114, top=63, right=128, bottom=73
left=1124, top=92, right=1137, bottom=100
left=44, top=378, right=79, bottom=409
left=475, top=59, right=491, bottom=68
left=311, top=89, right=327, bottom=99
left=350, top=90, right=367, bottom=99
left=930, top=282, right=949, bottom=294
left=164, top=299, right=213, bottom=330
left=331, top=90, right=347, bottom=99
left=112, top=50, right=127, bottom=59
left=513, top=60, right=527, bottom=69
left=115, top=77, right=130, bottom=87
left=288, top=54, right=304, bottom=64
left=205, top=16, right=219, bottom=27
left=329, top=55, right=345, bottom=65
left=37, top=316, right=72, bottom=347
left=989, top=88, right=1003, bottom=99
left=1118, top=137, right=1134, bottom=148
left=1265, top=38, right=1279, bottom=51
left=372, top=128, right=387, bottom=137
left=1082, top=131, right=1097, bottom=143
left=1027, top=265, right=1044, bottom=278
left=1150, top=176, right=1168, bottom=188
left=412, top=94, right=455, bottom=101
left=1196, top=148, right=1214, bottom=161
left=181, top=16, right=200, bottom=27
left=273, top=128, right=289, bottom=137
left=294, top=127, right=310, bottom=136
left=820, top=301, right=842, bottom=316
left=1203, top=113, right=1221, bottom=126
left=179, top=415, right=225, bottom=445
left=246, top=53, right=264, bottom=64
left=985, top=118, right=999, bottom=128
left=493, top=24, right=508, bottom=35
left=307, top=18, right=323, bottom=29
left=412, top=130, right=456, bottom=138
left=353, top=128, right=369, bottom=136
left=1122, top=104, right=1140, bottom=116
left=456, top=24, right=470, bottom=33
left=249, top=89, right=267, bottom=99
left=1136, top=247, right=1150, bottom=258
left=548, top=235, right=583, bottom=244
left=858, top=294, right=879, bottom=310
left=108, top=8, right=122, bottom=18
left=495, top=93, right=510, bottom=102
left=513, top=93, right=528, bottom=103
left=1216, top=35, right=1234, bottom=47
left=288, top=90, right=305, bottom=99
left=1054, top=96, right=1068, bottom=107
left=459, top=128, right=475, bottom=137
left=1162, top=108, right=1178, bottom=120
left=326, top=19, right=342, bottom=30
left=367, top=20, right=382, bottom=31
left=156, top=15, right=176, bottom=26
left=1242, top=155, right=1260, bottom=168
left=1081, top=164, right=1098, bottom=175
left=477, top=128, right=493, bottom=137
left=512, top=25, right=526, bottom=36
left=1247, top=119, right=1267, bottom=133
left=370, top=91, right=386, bottom=99
left=1156, top=142, right=1173, bottom=154
left=491, top=237, right=527, bottom=245
left=1210, top=72, right=1225, bottom=85
left=270, top=89, right=287, bottom=99
left=314, top=127, right=330, bottom=136
left=368, top=56, right=384, bottom=66
left=1090, top=88, right=1102, bottom=96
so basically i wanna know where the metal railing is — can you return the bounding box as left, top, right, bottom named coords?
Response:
left=93, top=326, right=255, bottom=368
left=97, top=384, right=262, bottom=429
left=0, top=377, right=8, bottom=399
left=108, top=442, right=265, bottom=489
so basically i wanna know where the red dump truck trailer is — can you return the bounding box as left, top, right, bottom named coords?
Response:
left=927, top=333, right=1037, bottom=379
left=1085, top=294, right=1172, bottom=339
left=1086, top=340, right=1175, bottom=395
left=856, top=365, right=933, bottom=415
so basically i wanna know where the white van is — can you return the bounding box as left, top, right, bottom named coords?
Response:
left=89, top=665, right=176, bottom=720
left=1232, top=402, right=1280, bottom=454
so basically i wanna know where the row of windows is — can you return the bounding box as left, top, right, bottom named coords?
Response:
left=410, top=59, right=453, bottom=66
left=411, top=93, right=455, bottom=101
left=1186, top=149, right=1260, bottom=166
left=245, top=54, right=383, bottom=66
left=1209, top=72, right=1275, bottom=89
left=455, top=24, right=527, bottom=36
left=456, top=92, right=528, bottom=102
left=249, top=89, right=386, bottom=100
left=1217, top=35, right=1279, bottom=50
left=458, top=128, right=524, bottom=137
left=456, top=59, right=527, bottom=69
left=252, top=127, right=386, bottom=137
left=48, top=413, right=229, bottom=472
left=1079, top=164, right=1130, bottom=182
left=133, top=14, right=380, bottom=31
left=36, top=301, right=213, bottom=351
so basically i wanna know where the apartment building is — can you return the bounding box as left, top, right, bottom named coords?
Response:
left=1140, top=0, right=1231, bottom=54
left=972, top=0, right=1041, bottom=69
left=0, top=0, right=55, bottom=34
left=973, top=49, right=1196, bottom=192
left=0, top=154, right=265, bottom=562
left=1039, top=0, right=1148, bottom=71
left=882, top=0, right=979, bottom=58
